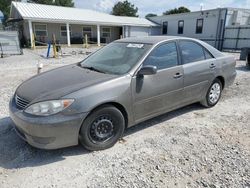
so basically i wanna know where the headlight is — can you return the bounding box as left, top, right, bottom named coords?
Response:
left=24, top=99, right=74, bottom=116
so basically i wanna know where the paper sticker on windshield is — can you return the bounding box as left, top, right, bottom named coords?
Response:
left=127, top=43, right=144, bottom=48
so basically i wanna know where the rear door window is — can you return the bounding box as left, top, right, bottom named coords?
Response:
left=179, top=41, right=206, bottom=64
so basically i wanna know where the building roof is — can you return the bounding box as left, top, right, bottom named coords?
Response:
left=149, top=7, right=250, bottom=20
left=10, top=2, right=158, bottom=27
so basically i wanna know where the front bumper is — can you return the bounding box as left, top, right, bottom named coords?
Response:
left=9, top=98, right=87, bottom=149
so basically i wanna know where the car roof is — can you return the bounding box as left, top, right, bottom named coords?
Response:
left=116, top=36, right=225, bottom=58
left=116, top=36, right=191, bottom=44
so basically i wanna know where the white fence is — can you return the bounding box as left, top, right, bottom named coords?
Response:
left=223, top=26, right=250, bottom=50
left=0, top=31, right=22, bottom=56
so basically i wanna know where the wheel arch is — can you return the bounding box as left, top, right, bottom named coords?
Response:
left=84, top=102, right=129, bottom=128
left=216, top=76, right=225, bottom=89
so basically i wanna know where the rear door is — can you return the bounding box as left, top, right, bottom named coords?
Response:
left=178, top=40, right=216, bottom=103
left=131, top=41, right=184, bottom=122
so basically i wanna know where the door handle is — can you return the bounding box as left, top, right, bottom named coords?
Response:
left=210, top=63, right=216, bottom=68
left=173, top=72, right=183, bottom=79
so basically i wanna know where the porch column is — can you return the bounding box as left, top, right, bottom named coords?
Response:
left=122, top=26, right=125, bottom=38
left=28, top=20, right=33, bottom=48
left=97, top=24, right=100, bottom=46
left=66, top=23, right=71, bottom=47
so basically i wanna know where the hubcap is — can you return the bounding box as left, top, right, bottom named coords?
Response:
left=89, top=115, right=114, bottom=143
left=209, top=83, right=221, bottom=104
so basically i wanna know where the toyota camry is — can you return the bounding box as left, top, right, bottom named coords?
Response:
left=9, top=36, right=236, bottom=151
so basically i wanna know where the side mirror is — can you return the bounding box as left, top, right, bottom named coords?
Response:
left=137, top=65, right=157, bottom=76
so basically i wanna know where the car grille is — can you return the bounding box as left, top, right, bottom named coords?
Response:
left=15, top=95, right=30, bottom=110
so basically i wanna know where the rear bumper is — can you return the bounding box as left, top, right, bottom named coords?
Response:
left=9, top=98, right=87, bottom=149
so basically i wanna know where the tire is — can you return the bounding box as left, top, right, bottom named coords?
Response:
left=79, top=105, right=125, bottom=151
left=200, top=78, right=222, bottom=108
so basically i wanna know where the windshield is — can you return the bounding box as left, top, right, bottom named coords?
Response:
left=80, top=42, right=152, bottom=75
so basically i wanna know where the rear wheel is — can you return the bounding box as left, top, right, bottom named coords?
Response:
left=79, top=105, right=125, bottom=151
left=200, top=78, right=222, bottom=107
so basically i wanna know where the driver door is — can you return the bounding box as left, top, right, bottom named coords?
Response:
left=131, top=42, right=184, bottom=123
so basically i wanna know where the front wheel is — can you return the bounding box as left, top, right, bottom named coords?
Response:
left=200, top=79, right=222, bottom=107
left=79, top=105, right=125, bottom=151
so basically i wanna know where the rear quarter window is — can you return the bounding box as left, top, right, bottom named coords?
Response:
left=204, top=49, right=214, bottom=59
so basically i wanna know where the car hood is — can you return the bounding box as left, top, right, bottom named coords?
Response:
left=16, top=64, right=118, bottom=103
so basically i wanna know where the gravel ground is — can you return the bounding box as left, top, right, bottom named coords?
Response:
left=0, top=48, right=249, bottom=188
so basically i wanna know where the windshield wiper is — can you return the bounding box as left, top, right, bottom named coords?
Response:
left=81, top=66, right=106, bottom=74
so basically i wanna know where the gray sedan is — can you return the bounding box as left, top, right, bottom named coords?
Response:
left=9, top=36, right=236, bottom=151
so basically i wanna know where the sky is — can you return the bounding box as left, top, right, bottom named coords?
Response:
left=75, top=0, right=250, bottom=17
left=0, top=0, right=249, bottom=18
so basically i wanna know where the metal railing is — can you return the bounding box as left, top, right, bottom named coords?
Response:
left=0, top=31, right=22, bottom=57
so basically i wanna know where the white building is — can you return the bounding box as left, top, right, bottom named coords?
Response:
left=9, top=1, right=159, bottom=47
left=148, top=8, right=250, bottom=50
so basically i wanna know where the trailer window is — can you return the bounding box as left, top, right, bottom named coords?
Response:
left=178, top=20, right=184, bottom=34
left=196, top=19, right=203, bottom=34
left=162, top=21, right=168, bottom=34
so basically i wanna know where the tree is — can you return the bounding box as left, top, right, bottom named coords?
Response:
left=28, top=0, right=74, bottom=7
left=28, top=0, right=54, bottom=5
left=0, top=0, right=16, bottom=23
left=163, top=6, right=190, bottom=15
left=145, top=13, right=157, bottom=18
left=111, top=0, right=138, bottom=17
left=54, top=0, right=74, bottom=7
